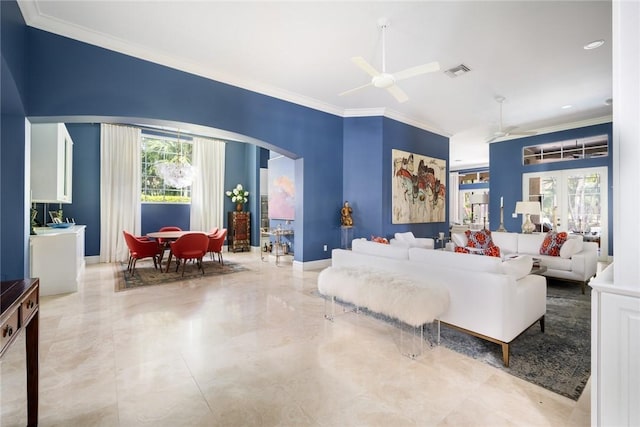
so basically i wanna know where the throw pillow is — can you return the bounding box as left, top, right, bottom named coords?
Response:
left=465, top=229, right=495, bottom=250
left=540, top=231, right=568, bottom=257
left=371, top=235, right=389, bottom=244
left=455, top=245, right=501, bottom=258
left=559, top=237, right=583, bottom=259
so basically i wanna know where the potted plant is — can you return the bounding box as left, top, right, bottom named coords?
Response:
left=226, top=184, right=249, bottom=211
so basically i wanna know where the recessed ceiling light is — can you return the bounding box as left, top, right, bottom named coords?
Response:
left=584, top=39, right=605, bottom=50
left=561, top=104, right=573, bottom=109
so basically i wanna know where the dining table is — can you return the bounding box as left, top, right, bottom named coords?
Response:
left=146, top=230, right=209, bottom=272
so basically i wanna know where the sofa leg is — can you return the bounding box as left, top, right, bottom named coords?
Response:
left=581, top=281, right=586, bottom=294
left=539, top=315, right=545, bottom=333
left=501, top=342, right=510, bottom=367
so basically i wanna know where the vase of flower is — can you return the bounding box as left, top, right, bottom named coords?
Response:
left=226, top=184, right=249, bottom=212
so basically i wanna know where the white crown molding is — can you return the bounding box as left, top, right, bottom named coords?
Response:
left=16, top=2, right=607, bottom=144
left=526, top=115, right=613, bottom=137
left=384, top=109, right=451, bottom=137
left=343, top=108, right=386, bottom=117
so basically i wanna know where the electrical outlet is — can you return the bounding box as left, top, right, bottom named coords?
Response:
left=512, top=213, right=518, bottom=218
left=323, top=244, right=328, bottom=251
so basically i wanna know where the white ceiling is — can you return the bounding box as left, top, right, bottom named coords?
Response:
left=18, top=1, right=612, bottom=170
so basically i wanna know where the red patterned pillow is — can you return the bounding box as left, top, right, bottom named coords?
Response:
left=455, top=245, right=501, bottom=258
left=539, top=231, right=568, bottom=256
left=371, top=235, right=389, bottom=244
left=465, top=229, right=495, bottom=250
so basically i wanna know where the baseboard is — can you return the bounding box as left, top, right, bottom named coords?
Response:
left=85, top=255, right=100, bottom=265
left=293, top=258, right=331, bottom=271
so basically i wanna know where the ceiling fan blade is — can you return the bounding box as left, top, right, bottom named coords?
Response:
left=339, top=82, right=373, bottom=97
left=509, top=131, right=537, bottom=137
left=393, top=61, right=440, bottom=81
left=503, top=126, right=537, bottom=137
left=386, top=84, right=409, bottom=103
left=352, top=56, right=380, bottom=78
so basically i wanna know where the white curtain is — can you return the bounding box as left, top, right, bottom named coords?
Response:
left=190, top=137, right=226, bottom=233
left=449, top=171, right=460, bottom=225
left=99, top=124, right=142, bottom=263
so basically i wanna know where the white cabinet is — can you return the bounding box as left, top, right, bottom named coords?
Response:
left=30, top=225, right=85, bottom=296
left=31, top=123, right=73, bottom=203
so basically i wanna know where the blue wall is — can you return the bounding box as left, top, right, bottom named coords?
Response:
left=1, top=0, right=29, bottom=280
left=2, top=17, right=356, bottom=271
left=343, top=116, right=449, bottom=241
left=490, top=122, right=613, bottom=255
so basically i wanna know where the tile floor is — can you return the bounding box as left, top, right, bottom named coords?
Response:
left=1, top=251, right=590, bottom=426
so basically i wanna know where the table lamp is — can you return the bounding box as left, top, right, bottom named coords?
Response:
left=515, top=201, right=541, bottom=234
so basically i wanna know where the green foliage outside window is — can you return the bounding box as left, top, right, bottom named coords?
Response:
left=141, top=136, right=193, bottom=203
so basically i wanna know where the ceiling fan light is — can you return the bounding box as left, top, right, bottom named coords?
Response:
left=372, top=74, right=395, bottom=88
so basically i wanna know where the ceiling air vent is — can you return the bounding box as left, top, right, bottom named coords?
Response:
left=445, top=64, right=471, bottom=78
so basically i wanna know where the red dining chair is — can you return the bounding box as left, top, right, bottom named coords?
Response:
left=167, top=233, right=209, bottom=276
left=207, top=228, right=228, bottom=265
left=157, top=226, right=182, bottom=263
left=122, top=230, right=162, bottom=275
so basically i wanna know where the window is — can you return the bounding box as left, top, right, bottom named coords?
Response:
left=523, top=166, right=608, bottom=259
left=141, top=135, right=193, bottom=203
left=523, top=134, right=608, bottom=165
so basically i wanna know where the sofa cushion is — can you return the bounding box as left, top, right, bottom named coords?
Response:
left=491, top=232, right=518, bottom=255
left=517, top=233, right=546, bottom=255
left=539, top=254, right=572, bottom=271
left=394, top=231, right=417, bottom=244
left=501, top=255, right=533, bottom=280
left=351, top=238, right=409, bottom=259
left=540, top=231, right=568, bottom=257
left=409, top=247, right=502, bottom=274
left=451, top=232, right=467, bottom=247
left=560, top=237, right=583, bottom=259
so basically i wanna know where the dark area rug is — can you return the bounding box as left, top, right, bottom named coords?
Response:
left=439, top=280, right=590, bottom=400
left=116, top=259, right=248, bottom=291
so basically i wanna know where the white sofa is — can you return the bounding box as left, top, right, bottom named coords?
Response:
left=449, top=231, right=598, bottom=294
left=323, top=238, right=547, bottom=366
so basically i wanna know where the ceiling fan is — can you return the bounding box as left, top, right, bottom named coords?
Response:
left=339, top=18, right=440, bottom=103
left=485, top=96, right=537, bottom=143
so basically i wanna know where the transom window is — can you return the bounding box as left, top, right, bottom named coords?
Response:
left=523, top=134, right=608, bottom=165
left=141, top=135, right=193, bottom=203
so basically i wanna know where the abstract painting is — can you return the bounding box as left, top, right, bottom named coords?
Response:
left=392, top=149, right=446, bottom=223
left=268, top=156, right=295, bottom=220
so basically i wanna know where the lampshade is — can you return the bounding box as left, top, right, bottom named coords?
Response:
left=469, top=193, right=489, bottom=204
left=515, top=201, right=541, bottom=215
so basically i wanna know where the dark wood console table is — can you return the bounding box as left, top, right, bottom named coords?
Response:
left=1, top=278, right=39, bottom=426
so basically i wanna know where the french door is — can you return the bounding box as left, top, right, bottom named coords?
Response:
left=523, top=166, right=608, bottom=259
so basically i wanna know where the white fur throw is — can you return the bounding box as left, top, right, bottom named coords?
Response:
left=317, top=266, right=450, bottom=327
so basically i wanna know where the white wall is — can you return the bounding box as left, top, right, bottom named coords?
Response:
left=591, top=2, right=640, bottom=425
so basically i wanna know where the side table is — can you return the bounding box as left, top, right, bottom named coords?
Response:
left=1, top=278, right=39, bottom=426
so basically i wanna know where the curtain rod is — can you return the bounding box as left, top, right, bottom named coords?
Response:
left=123, top=124, right=228, bottom=143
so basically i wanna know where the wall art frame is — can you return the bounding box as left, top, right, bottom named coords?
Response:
left=392, top=148, right=447, bottom=224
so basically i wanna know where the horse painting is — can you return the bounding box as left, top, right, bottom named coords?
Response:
left=392, top=149, right=446, bottom=223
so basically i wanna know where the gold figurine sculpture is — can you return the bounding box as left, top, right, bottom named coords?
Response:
left=341, top=201, right=353, bottom=227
